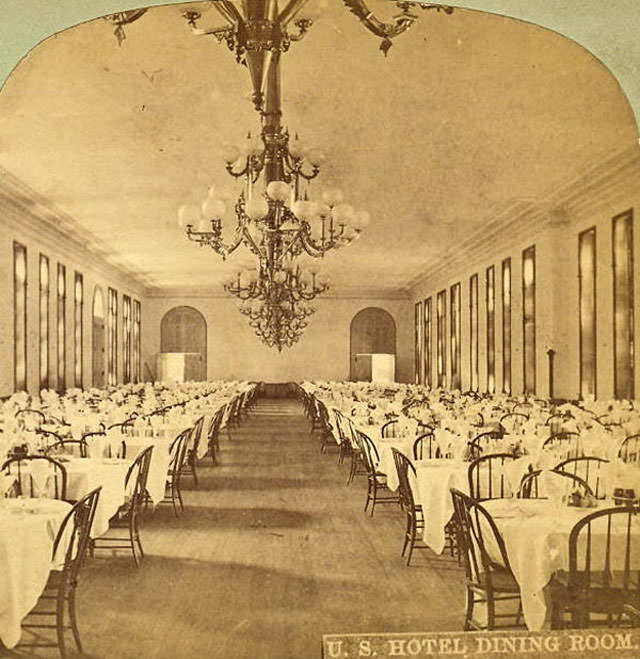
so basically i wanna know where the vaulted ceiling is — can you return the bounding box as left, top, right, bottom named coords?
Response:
left=0, top=1, right=637, bottom=295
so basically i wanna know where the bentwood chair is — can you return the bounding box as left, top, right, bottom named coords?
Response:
left=207, top=406, right=225, bottom=465
left=498, top=412, right=529, bottom=434
left=469, top=430, right=505, bottom=457
left=392, top=448, right=427, bottom=566
left=619, top=434, right=640, bottom=465
left=1, top=455, right=68, bottom=500
left=21, top=487, right=101, bottom=658
left=162, top=430, right=191, bottom=516
left=182, top=415, right=204, bottom=487
left=450, top=488, right=523, bottom=630
left=553, top=456, right=609, bottom=499
left=542, top=432, right=582, bottom=459
left=381, top=419, right=399, bottom=438
left=468, top=453, right=517, bottom=501
left=550, top=506, right=640, bottom=629
left=44, top=439, right=88, bottom=458
left=90, top=446, right=153, bottom=567
left=412, top=432, right=439, bottom=460
left=518, top=469, right=594, bottom=500
left=332, top=409, right=352, bottom=466
left=15, top=408, right=46, bottom=430
left=358, top=431, right=399, bottom=516
left=83, top=431, right=126, bottom=459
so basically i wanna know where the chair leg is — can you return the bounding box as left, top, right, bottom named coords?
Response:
left=401, top=513, right=411, bottom=557
left=406, top=516, right=417, bottom=566
left=56, top=581, right=68, bottom=659
left=464, top=588, right=475, bottom=631
left=68, top=585, right=83, bottom=653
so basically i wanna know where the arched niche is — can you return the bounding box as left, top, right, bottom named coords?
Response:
left=350, top=307, right=396, bottom=380
left=92, top=286, right=106, bottom=387
left=160, top=306, right=207, bottom=381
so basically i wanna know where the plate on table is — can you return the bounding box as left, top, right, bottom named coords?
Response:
left=485, top=498, right=545, bottom=519
left=8, top=498, right=68, bottom=515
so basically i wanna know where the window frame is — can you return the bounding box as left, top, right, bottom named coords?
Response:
left=522, top=245, right=537, bottom=395
left=501, top=258, right=512, bottom=395
left=13, top=242, right=27, bottom=392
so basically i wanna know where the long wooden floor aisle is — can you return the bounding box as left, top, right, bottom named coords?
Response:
left=60, top=396, right=462, bottom=658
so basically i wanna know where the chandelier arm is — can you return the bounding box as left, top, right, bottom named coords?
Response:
left=277, top=0, right=311, bottom=29
left=215, top=0, right=244, bottom=27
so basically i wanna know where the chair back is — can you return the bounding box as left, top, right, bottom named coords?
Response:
left=332, top=410, right=352, bottom=449
left=413, top=432, right=438, bottom=460
left=124, top=446, right=154, bottom=512
left=169, top=429, right=191, bottom=476
left=1, top=455, right=67, bottom=499
left=499, top=412, right=529, bottom=434
left=469, top=430, right=505, bottom=455
left=468, top=453, right=516, bottom=501
left=189, top=415, right=205, bottom=453
left=52, top=487, right=101, bottom=578
left=566, top=506, right=640, bottom=617
left=15, top=408, right=46, bottom=430
left=542, top=432, right=581, bottom=460
left=518, top=468, right=594, bottom=499
left=391, top=448, right=417, bottom=511
left=358, top=431, right=380, bottom=475
left=381, top=419, right=398, bottom=438
left=619, top=434, right=640, bottom=464
left=554, top=456, right=609, bottom=499
left=450, top=488, right=513, bottom=587
left=44, top=438, right=88, bottom=458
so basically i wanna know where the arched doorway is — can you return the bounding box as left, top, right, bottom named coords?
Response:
left=92, top=286, right=106, bottom=387
left=160, top=306, right=207, bottom=381
left=350, top=307, right=396, bottom=381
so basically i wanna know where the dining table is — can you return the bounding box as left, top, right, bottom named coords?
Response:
left=0, top=497, right=71, bottom=649
left=412, top=458, right=469, bottom=554
left=59, top=456, right=131, bottom=537
left=483, top=497, right=640, bottom=631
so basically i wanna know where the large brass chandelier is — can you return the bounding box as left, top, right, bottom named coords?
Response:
left=109, top=1, right=452, bottom=349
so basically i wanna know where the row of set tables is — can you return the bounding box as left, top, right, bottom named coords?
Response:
left=303, top=380, right=640, bottom=631
left=0, top=380, right=254, bottom=650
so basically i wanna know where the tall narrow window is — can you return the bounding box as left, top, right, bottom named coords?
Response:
left=502, top=258, right=512, bottom=394
left=39, top=254, right=50, bottom=390
left=436, top=290, right=447, bottom=387
left=107, top=288, right=118, bottom=385
left=414, top=301, right=423, bottom=384
left=469, top=274, right=479, bottom=391
left=522, top=246, right=536, bottom=394
left=450, top=283, right=461, bottom=389
left=133, top=300, right=141, bottom=383
left=123, top=295, right=132, bottom=384
left=486, top=265, right=495, bottom=393
left=612, top=211, right=634, bottom=399
left=13, top=242, right=27, bottom=391
left=423, top=298, right=432, bottom=388
left=57, top=264, right=66, bottom=392
left=74, top=273, right=83, bottom=387
left=578, top=228, right=597, bottom=399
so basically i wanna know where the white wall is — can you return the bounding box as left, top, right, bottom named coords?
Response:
left=408, top=147, right=640, bottom=400
left=0, top=171, right=145, bottom=395
left=142, top=295, right=413, bottom=384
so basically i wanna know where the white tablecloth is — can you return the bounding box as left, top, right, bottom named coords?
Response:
left=484, top=498, right=640, bottom=630
left=0, top=498, right=71, bottom=649
left=413, top=459, right=468, bottom=554
left=63, top=458, right=130, bottom=537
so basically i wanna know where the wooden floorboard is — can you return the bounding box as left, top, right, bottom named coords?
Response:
left=9, top=397, right=465, bottom=658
